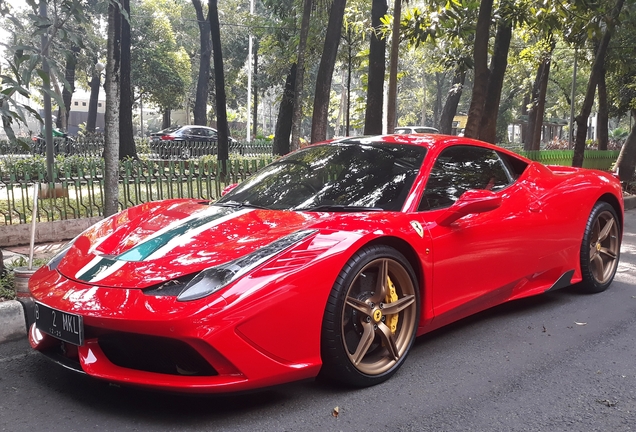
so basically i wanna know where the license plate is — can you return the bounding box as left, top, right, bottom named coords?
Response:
left=35, top=302, right=84, bottom=346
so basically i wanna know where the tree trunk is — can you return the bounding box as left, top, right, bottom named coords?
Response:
left=433, top=72, right=443, bottom=128
left=273, top=64, right=296, bottom=156
left=363, top=0, right=387, bottom=135
left=597, top=66, right=609, bottom=150
left=439, top=68, right=466, bottom=135
left=291, top=0, right=313, bottom=151
left=56, top=45, right=79, bottom=131
left=310, top=0, right=346, bottom=143
left=162, top=110, right=171, bottom=128
left=104, top=1, right=122, bottom=217
left=529, top=42, right=555, bottom=151
left=86, top=65, right=101, bottom=133
left=525, top=61, right=544, bottom=151
left=253, top=44, right=258, bottom=138
left=479, top=20, right=512, bottom=144
left=209, top=0, right=229, bottom=171
left=420, top=72, right=427, bottom=125
left=386, top=0, right=402, bottom=133
left=346, top=33, right=353, bottom=136
left=193, top=0, right=211, bottom=126
left=573, top=0, right=625, bottom=167
left=119, top=0, right=136, bottom=159
left=463, top=0, right=494, bottom=138
left=616, top=108, right=636, bottom=183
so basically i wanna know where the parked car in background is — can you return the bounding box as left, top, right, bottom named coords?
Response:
left=149, top=125, right=181, bottom=144
left=394, top=126, right=439, bottom=134
left=150, top=125, right=238, bottom=159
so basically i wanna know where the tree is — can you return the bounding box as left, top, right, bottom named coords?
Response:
left=573, top=0, right=625, bottom=167
left=363, top=0, right=387, bottom=135
left=104, top=0, right=121, bottom=217
left=462, top=0, right=493, bottom=138
left=192, top=0, right=211, bottom=126
left=209, top=0, right=229, bottom=172
left=386, top=0, right=402, bottom=133
left=273, top=64, right=296, bottom=155
left=291, top=0, right=312, bottom=150
left=131, top=0, right=191, bottom=128
left=310, top=0, right=346, bottom=143
left=119, top=0, right=136, bottom=159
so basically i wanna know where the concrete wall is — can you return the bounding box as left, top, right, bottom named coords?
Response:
left=0, top=217, right=103, bottom=247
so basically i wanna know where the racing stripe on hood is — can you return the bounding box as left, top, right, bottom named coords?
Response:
left=74, top=206, right=253, bottom=283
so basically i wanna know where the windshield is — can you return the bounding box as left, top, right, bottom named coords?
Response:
left=217, top=142, right=427, bottom=211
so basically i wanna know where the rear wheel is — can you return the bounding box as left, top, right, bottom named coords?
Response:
left=579, top=201, right=621, bottom=293
left=320, top=245, right=419, bottom=387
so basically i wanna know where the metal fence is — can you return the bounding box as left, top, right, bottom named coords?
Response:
left=0, top=157, right=272, bottom=225
left=515, top=150, right=620, bottom=171
left=0, top=136, right=275, bottom=159
left=0, top=135, right=622, bottom=226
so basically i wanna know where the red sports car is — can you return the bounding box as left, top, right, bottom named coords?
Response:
left=27, top=135, right=623, bottom=393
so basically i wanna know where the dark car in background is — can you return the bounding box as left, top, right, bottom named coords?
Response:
left=150, top=125, right=238, bottom=159
left=149, top=125, right=181, bottom=144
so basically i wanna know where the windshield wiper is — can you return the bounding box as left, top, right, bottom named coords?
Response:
left=297, top=204, right=384, bottom=212
left=215, top=200, right=270, bottom=210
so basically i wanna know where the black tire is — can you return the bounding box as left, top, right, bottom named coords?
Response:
left=578, top=201, right=621, bottom=293
left=320, top=245, right=420, bottom=387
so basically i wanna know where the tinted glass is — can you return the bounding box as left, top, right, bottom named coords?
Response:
left=419, top=145, right=510, bottom=211
left=218, top=142, right=427, bottom=211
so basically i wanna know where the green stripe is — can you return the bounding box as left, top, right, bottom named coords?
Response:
left=116, top=206, right=236, bottom=262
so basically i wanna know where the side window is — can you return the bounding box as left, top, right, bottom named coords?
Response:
left=418, top=145, right=511, bottom=211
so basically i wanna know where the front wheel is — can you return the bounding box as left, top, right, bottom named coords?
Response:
left=320, top=245, right=420, bottom=387
left=578, top=201, right=621, bottom=293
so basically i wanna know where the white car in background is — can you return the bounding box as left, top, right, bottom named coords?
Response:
left=394, top=126, right=439, bottom=134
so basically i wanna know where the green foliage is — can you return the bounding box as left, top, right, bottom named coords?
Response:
left=0, top=256, right=48, bottom=301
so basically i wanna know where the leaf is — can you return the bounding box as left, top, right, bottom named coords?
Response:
left=332, top=406, right=339, bottom=418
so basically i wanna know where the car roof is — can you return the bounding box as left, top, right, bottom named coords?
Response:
left=328, top=134, right=531, bottom=163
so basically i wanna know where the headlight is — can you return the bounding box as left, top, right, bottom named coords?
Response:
left=177, top=229, right=317, bottom=301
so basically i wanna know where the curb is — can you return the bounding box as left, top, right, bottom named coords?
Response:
left=1, top=198, right=636, bottom=346
left=0, top=300, right=27, bottom=343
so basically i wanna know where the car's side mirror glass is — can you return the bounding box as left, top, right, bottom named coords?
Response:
left=436, top=189, right=502, bottom=226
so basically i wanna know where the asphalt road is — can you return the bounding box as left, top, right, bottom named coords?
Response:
left=2, top=211, right=636, bottom=431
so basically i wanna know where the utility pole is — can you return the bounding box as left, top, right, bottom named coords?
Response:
left=40, top=0, right=54, bottom=184
left=246, top=0, right=254, bottom=142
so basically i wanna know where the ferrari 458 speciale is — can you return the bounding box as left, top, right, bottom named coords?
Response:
left=27, top=134, right=623, bottom=393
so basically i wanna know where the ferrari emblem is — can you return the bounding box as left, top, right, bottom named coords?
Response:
left=373, top=309, right=383, bottom=323
left=410, top=221, right=424, bottom=238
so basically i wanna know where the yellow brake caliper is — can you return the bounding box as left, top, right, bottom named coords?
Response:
left=385, top=276, right=399, bottom=333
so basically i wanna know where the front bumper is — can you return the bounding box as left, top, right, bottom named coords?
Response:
left=27, top=266, right=330, bottom=393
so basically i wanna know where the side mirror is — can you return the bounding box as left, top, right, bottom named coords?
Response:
left=436, top=189, right=502, bottom=226
left=221, top=183, right=238, bottom=196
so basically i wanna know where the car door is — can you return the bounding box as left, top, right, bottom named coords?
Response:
left=412, top=145, right=543, bottom=323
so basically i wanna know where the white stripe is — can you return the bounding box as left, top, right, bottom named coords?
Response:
left=75, top=255, right=105, bottom=280
left=87, top=260, right=127, bottom=283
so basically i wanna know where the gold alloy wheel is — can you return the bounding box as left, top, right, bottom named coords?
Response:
left=589, top=210, right=620, bottom=285
left=341, top=258, right=417, bottom=376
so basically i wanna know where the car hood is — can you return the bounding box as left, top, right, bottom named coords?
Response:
left=56, top=201, right=328, bottom=289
